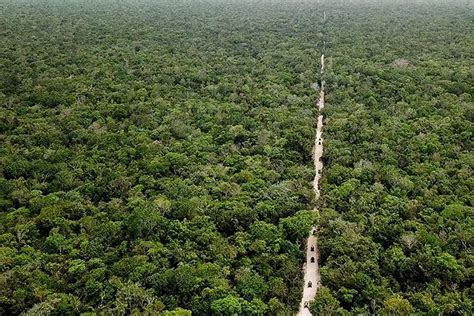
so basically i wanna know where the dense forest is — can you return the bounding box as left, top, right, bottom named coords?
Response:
left=1, top=1, right=322, bottom=314
left=314, top=1, right=473, bottom=314
left=0, top=0, right=472, bottom=315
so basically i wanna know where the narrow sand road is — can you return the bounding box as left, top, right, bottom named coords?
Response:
left=297, top=54, right=325, bottom=316
left=320, top=53, right=325, bottom=75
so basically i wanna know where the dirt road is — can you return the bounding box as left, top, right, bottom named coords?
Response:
left=297, top=54, right=325, bottom=316
left=320, top=54, right=325, bottom=74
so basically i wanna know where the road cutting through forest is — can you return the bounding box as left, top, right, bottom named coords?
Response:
left=297, top=53, right=325, bottom=316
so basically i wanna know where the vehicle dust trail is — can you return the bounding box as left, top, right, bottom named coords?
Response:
left=297, top=53, right=325, bottom=316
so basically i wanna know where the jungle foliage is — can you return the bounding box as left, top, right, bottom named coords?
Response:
left=315, top=1, right=473, bottom=314
left=0, top=0, right=322, bottom=314
left=0, top=0, right=472, bottom=315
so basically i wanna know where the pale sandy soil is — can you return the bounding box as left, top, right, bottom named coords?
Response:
left=297, top=54, right=325, bottom=316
